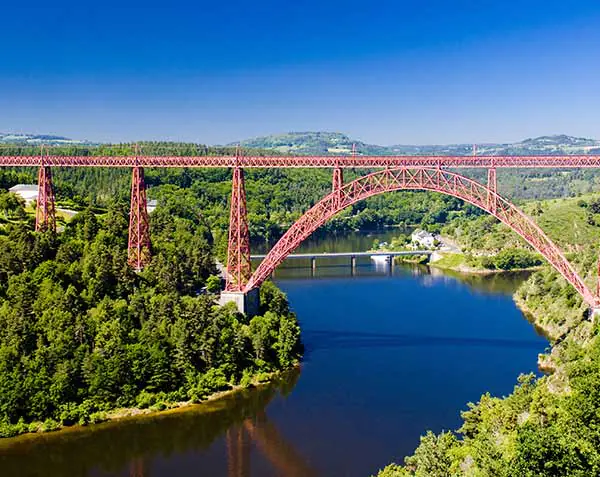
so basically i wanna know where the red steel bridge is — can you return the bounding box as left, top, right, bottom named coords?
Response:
left=2, top=152, right=600, bottom=309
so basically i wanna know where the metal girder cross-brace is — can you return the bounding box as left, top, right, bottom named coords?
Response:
left=128, top=165, right=151, bottom=270
left=35, top=162, right=56, bottom=233
left=226, top=166, right=252, bottom=291
left=332, top=167, right=344, bottom=208
left=487, top=167, right=497, bottom=213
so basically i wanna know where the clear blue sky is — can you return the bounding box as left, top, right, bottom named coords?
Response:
left=2, top=0, right=600, bottom=145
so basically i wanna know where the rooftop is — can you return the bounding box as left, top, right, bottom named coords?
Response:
left=9, top=184, right=37, bottom=192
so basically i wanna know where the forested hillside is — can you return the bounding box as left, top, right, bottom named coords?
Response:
left=0, top=187, right=302, bottom=437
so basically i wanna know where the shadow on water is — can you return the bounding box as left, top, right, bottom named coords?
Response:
left=431, top=267, right=533, bottom=296
left=0, top=369, right=309, bottom=477
left=302, top=329, right=544, bottom=356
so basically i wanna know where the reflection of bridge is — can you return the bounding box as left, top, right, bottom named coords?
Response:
left=128, top=411, right=316, bottom=477
left=227, top=412, right=316, bottom=477
left=3, top=151, right=600, bottom=310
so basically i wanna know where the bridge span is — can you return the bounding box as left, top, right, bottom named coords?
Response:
left=250, top=250, right=432, bottom=270
left=3, top=149, right=600, bottom=311
left=250, top=251, right=432, bottom=259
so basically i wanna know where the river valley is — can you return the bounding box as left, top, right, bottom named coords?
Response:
left=0, top=231, right=547, bottom=477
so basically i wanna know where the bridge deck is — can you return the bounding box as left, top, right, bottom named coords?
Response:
left=1, top=155, right=600, bottom=168
left=250, top=250, right=432, bottom=259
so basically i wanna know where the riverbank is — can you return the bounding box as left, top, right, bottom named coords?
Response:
left=391, top=249, right=543, bottom=275
left=0, top=365, right=299, bottom=440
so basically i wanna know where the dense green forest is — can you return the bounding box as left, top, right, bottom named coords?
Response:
left=0, top=185, right=302, bottom=437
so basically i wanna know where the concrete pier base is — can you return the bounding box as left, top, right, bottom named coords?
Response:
left=219, top=288, right=260, bottom=317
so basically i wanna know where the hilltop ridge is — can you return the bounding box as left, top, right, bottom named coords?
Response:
left=0, top=133, right=94, bottom=146
left=234, top=132, right=600, bottom=156
left=2, top=131, right=600, bottom=156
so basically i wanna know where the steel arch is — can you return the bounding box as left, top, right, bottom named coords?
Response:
left=244, top=167, right=597, bottom=307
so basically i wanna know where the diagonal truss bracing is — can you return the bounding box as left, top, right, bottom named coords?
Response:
left=4, top=154, right=600, bottom=169
left=245, top=167, right=597, bottom=307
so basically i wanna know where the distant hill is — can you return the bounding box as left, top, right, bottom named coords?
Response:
left=0, top=133, right=94, bottom=146
left=235, top=131, right=391, bottom=155
left=234, top=132, right=600, bottom=156
left=2, top=130, right=599, bottom=155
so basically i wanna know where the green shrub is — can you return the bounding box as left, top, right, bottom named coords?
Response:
left=493, top=248, right=542, bottom=270
left=205, top=274, right=221, bottom=293
left=59, top=402, right=80, bottom=426
left=28, top=422, right=41, bottom=433
left=41, top=418, right=61, bottom=433
left=188, top=367, right=231, bottom=402
left=0, top=421, right=19, bottom=438
left=136, top=390, right=158, bottom=409
left=89, top=412, right=107, bottom=424
left=150, top=402, right=167, bottom=412
left=239, top=369, right=255, bottom=388
left=373, top=464, right=409, bottom=477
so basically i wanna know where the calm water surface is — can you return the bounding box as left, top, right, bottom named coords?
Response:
left=0, top=231, right=547, bottom=477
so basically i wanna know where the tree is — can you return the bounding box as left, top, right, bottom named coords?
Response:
left=404, top=431, right=458, bottom=477
left=0, top=192, right=26, bottom=219
left=205, top=275, right=221, bottom=293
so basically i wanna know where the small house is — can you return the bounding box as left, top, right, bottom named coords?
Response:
left=411, top=229, right=436, bottom=248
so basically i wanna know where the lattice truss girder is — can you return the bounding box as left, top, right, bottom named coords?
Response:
left=245, top=167, right=597, bottom=307
left=4, top=154, right=600, bottom=168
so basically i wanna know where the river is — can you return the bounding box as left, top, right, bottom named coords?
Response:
left=0, top=231, right=547, bottom=477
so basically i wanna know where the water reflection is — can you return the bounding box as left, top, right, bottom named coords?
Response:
left=0, top=370, right=310, bottom=477
left=269, top=256, right=530, bottom=299
left=242, top=412, right=317, bottom=477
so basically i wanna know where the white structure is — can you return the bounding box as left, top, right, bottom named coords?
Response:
left=147, top=199, right=158, bottom=214
left=411, top=229, right=436, bottom=249
left=8, top=184, right=38, bottom=204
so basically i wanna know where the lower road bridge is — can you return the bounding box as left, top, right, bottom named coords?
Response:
left=250, top=250, right=432, bottom=270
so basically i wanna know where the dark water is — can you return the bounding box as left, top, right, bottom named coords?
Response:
left=0, top=231, right=547, bottom=477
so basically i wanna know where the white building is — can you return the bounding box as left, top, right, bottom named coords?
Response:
left=147, top=199, right=158, bottom=214
left=8, top=184, right=38, bottom=204
left=411, top=229, right=436, bottom=249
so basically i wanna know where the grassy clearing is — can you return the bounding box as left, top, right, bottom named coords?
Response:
left=430, top=252, right=468, bottom=269
left=522, top=194, right=600, bottom=250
